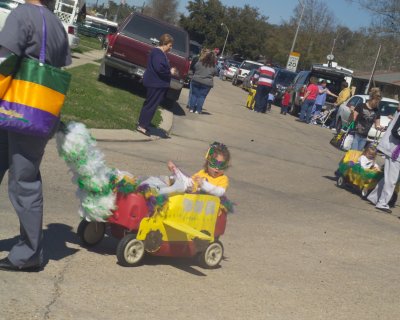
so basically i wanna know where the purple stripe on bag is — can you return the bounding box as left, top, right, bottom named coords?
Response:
left=0, top=100, right=58, bottom=137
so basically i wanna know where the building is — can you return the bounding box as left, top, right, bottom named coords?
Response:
left=352, top=71, right=400, bottom=99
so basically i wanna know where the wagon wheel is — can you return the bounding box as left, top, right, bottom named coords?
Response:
left=361, top=187, right=370, bottom=199
left=77, top=220, right=105, bottom=247
left=197, top=241, right=224, bottom=269
left=336, top=175, right=345, bottom=188
left=116, top=234, right=145, bottom=267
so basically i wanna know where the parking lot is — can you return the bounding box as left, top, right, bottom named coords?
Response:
left=0, top=76, right=399, bottom=320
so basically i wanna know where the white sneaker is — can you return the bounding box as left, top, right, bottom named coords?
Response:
left=189, top=110, right=194, bottom=113
left=195, top=111, right=200, bottom=114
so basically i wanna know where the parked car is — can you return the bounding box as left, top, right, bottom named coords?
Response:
left=242, top=69, right=259, bottom=91
left=335, top=94, right=399, bottom=141
left=272, top=68, right=297, bottom=106
left=99, top=12, right=190, bottom=103
left=77, top=20, right=117, bottom=43
left=232, top=60, right=263, bottom=86
left=221, top=60, right=241, bottom=81
left=290, top=64, right=353, bottom=115
left=0, top=0, right=80, bottom=49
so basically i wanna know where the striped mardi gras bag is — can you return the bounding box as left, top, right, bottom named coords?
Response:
left=0, top=7, right=71, bottom=137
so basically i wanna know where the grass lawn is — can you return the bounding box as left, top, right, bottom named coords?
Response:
left=72, top=35, right=103, bottom=53
left=62, top=63, right=162, bottom=129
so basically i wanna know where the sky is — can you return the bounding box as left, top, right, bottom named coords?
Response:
left=175, top=0, right=373, bottom=31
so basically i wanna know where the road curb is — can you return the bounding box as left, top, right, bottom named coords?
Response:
left=89, top=108, right=174, bottom=142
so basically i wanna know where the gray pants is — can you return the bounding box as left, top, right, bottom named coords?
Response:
left=367, top=155, right=400, bottom=209
left=0, top=129, right=48, bottom=268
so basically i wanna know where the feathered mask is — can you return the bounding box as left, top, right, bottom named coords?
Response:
left=205, top=141, right=229, bottom=170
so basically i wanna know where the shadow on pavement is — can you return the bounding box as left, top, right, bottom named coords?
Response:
left=0, top=223, right=80, bottom=266
left=148, top=126, right=170, bottom=139
left=82, top=234, right=219, bottom=276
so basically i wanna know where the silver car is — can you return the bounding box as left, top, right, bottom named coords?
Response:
left=335, top=94, right=399, bottom=141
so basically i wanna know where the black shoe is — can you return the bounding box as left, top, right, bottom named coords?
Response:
left=0, top=257, right=42, bottom=272
left=376, top=207, right=392, bottom=214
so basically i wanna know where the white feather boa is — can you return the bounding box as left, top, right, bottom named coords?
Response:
left=56, top=122, right=117, bottom=222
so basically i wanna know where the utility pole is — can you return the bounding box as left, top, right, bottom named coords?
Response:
left=286, top=0, right=305, bottom=72
left=365, top=44, right=382, bottom=94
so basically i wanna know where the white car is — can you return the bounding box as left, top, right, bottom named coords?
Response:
left=232, top=60, right=263, bottom=85
left=335, top=94, right=399, bottom=141
left=0, top=0, right=79, bottom=49
left=221, top=60, right=240, bottom=81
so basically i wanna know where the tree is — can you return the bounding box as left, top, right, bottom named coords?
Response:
left=143, top=0, right=179, bottom=24
left=283, top=0, right=337, bottom=69
left=179, top=0, right=271, bottom=60
left=347, top=0, right=400, bottom=35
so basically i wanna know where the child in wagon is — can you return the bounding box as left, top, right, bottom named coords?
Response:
left=140, top=142, right=230, bottom=197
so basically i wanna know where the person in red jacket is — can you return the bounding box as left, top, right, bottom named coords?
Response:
left=299, top=77, right=319, bottom=123
left=281, top=89, right=291, bottom=115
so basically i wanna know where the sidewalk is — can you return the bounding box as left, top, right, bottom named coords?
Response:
left=68, top=49, right=104, bottom=69
left=89, top=108, right=173, bottom=142
left=68, top=49, right=174, bottom=142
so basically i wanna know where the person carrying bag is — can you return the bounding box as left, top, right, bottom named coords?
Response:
left=0, top=1, right=71, bottom=272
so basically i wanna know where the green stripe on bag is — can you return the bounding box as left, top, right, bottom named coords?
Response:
left=13, top=58, right=71, bottom=94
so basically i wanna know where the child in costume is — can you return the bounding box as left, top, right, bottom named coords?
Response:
left=358, top=145, right=380, bottom=171
left=140, top=142, right=230, bottom=197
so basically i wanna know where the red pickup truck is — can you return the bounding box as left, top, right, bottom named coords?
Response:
left=99, top=12, right=190, bottom=102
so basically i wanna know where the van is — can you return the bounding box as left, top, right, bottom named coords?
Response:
left=99, top=12, right=190, bottom=102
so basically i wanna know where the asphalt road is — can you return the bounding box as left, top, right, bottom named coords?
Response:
left=1, top=78, right=399, bottom=320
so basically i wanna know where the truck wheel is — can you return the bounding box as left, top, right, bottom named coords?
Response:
left=232, top=77, right=237, bottom=86
left=98, top=61, right=115, bottom=82
left=198, top=241, right=224, bottom=269
left=77, top=220, right=105, bottom=247
left=116, top=234, right=145, bottom=267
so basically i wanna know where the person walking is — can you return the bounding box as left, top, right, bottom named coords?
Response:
left=137, top=34, right=177, bottom=136
left=367, top=110, right=400, bottom=213
left=350, top=88, right=382, bottom=150
left=0, top=0, right=71, bottom=271
left=188, top=50, right=216, bottom=114
left=253, top=64, right=275, bottom=113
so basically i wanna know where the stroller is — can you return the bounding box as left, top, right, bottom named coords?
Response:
left=313, top=104, right=336, bottom=127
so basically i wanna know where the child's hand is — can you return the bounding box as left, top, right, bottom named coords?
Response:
left=167, top=160, right=177, bottom=173
left=193, top=175, right=204, bottom=186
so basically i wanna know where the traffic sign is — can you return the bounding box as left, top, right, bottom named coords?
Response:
left=286, top=52, right=300, bottom=72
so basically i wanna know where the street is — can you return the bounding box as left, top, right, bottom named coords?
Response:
left=1, top=78, right=399, bottom=320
